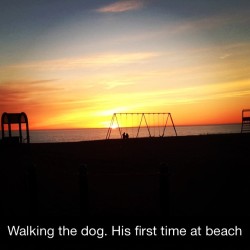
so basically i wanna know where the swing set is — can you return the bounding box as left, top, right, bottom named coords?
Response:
left=106, top=112, right=177, bottom=139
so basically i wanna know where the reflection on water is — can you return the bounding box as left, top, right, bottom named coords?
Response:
left=26, top=124, right=241, bottom=143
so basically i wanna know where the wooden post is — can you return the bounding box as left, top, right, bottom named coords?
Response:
left=26, top=163, right=37, bottom=215
left=160, top=162, right=169, bottom=216
left=79, top=164, right=88, bottom=215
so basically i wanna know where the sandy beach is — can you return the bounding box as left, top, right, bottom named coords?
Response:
left=1, top=133, right=250, bottom=216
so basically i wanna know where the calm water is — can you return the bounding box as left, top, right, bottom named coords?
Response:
left=20, top=124, right=241, bottom=143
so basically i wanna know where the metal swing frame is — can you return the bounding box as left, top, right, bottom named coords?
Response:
left=106, top=112, right=177, bottom=139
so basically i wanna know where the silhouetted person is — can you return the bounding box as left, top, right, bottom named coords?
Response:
left=122, top=132, right=126, bottom=139
left=125, top=133, right=129, bottom=139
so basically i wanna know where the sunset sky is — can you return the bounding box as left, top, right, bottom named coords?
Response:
left=1, top=0, right=250, bottom=129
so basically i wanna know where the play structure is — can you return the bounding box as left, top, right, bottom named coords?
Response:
left=106, top=112, right=177, bottom=139
left=241, top=109, right=250, bottom=133
left=1, top=112, right=30, bottom=143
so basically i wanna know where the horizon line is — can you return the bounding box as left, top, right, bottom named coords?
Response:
left=1, top=122, right=241, bottom=131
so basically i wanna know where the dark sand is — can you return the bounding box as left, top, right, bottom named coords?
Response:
left=1, top=133, right=250, bottom=216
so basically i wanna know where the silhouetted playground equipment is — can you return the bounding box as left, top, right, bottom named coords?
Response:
left=26, top=163, right=37, bottom=215
left=11, top=162, right=168, bottom=216
left=241, top=109, right=250, bottom=133
left=106, top=113, right=177, bottom=139
left=79, top=164, right=89, bottom=214
left=1, top=112, right=30, bottom=143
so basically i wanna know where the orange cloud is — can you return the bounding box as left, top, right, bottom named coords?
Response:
left=0, top=80, right=60, bottom=104
left=1, top=52, right=158, bottom=73
left=96, top=0, right=144, bottom=13
left=0, top=80, right=64, bottom=126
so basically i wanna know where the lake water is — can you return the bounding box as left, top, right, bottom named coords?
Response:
left=21, top=124, right=242, bottom=143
